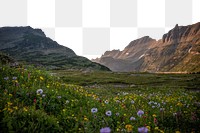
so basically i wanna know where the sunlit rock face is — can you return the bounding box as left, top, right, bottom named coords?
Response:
left=92, top=22, right=200, bottom=72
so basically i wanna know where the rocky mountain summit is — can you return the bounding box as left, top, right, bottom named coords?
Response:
left=92, top=22, right=200, bottom=72
left=0, top=26, right=110, bottom=71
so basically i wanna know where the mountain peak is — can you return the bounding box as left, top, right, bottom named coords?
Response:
left=94, top=22, right=200, bottom=72
left=0, top=26, right=110, bottom=71
left=125, top=36, right=155, bottom=49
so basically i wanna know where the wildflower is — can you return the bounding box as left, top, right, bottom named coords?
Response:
left=66, top=100, right=70, bottom=104
left=91, top=108, right=98, bottom=113
left=13, top=106, right=18, bottom=110
left=106, top=111, right=112, bottom=116
left=36, top=89, right=43, bottom=95
left=4, top=77, right=9, bottom=80
left=131, top=100, right=135, bottom=104
left=160, top=108, right=165, bottom=111
left=146, top=126, right=151, bottom=131
left=138, top=127, right=148, bottom=133
left=116, top=100, right=120, bottom=103
left=130, top=116, right=136, bottom=121
left=12, top=77, right=17, bottom=80
left=57, top=96, right=62, bottom=99
left=7, top=108, right=13, bottom=113
left=9, top=94, right=13, bottom=97
left=116, top=112, right=120, bottom=116
left=23, top=107, right=28, bottom=112
left=155, top=127, right=159, bottom=130
left=84, top=116, right=88, bottom=121
left=104, top=100, right=109, bottom=104
left=7, top=102, right=12, bottom=106
left=173, top=113, right=177, bottom=116
left=40, top=76, right=44, bottom=80
left=152, top=114, right=156, bottom=117
left=100, top=127, right=111, bottom=133
left=154, top=118, right=158, bottom=125
left=42, top=94, right=46, bottom=97
left=34, top=98, right=37, bottom=103
left=137, top=110, right=144, bottom=117
left=125, top=124, right=133, bottom=132
left=175, top=131, right=181, bottom=133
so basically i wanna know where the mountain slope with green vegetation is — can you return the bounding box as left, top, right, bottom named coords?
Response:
left=0, top=26, right=110, bottom=71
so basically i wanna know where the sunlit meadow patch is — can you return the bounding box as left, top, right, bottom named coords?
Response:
left=0, top=65, right=200, bottom=132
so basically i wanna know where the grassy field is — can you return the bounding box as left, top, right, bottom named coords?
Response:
left=0, top=66, right=200, bottom=132
left=55, top=70, right=200, bottom=90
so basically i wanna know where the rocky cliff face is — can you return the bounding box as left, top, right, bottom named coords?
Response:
left=0, top=26, right=110, bottom=71
left=92, top=22, right=200, bottom=72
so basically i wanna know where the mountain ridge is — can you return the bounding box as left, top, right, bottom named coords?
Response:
left=92, top=22, right=200, bottom=72
left=0, top=26, right=110, bottom=71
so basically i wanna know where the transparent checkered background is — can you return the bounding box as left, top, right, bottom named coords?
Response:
left=0, top=0, right=199, bottom=59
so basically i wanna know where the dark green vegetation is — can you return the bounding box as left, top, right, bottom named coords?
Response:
left=0, top=26, right=110, bottom=71
left=57, top=70, right=200, bottom=90
left=1, top=65, right=200, bottom=133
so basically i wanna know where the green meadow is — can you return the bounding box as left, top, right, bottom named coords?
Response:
left=0, top=65, right=200, bottom=133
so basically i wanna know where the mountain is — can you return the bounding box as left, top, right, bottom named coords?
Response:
left=92, top=22, right=200, bottom=72
left=0, top=26, right=110, bottom=71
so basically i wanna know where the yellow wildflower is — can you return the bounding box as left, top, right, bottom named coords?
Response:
left=84, top=116, right=88, bottom=121
left=13, top=106, right=18, bottom=110
left=160, top=130, right=164, bottom=133
left=146, top=126, right=151, bottom=131
left=177, top=102, right=183, bottom=107
left=7, top=108, right=13, bottom=113
left=7, top=102, right=12, bottom=106
left=176, top=131, right=181, bottom=133
left=153, top=114, right=156, bottom=117
left=23, top=107, right=28, bottom=112
left=125, top=124, right=133, bottom=132
left=40, top=76, right=44, bottom=80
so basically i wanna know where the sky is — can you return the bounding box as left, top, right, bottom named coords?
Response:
left=0, top=0, right=200, bottom=59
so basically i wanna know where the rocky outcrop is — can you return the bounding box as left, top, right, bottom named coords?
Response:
left=92, top=22, right=200, bottom=72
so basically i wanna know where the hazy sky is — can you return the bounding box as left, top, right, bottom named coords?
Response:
left=0, top=0, right=200, bottom=59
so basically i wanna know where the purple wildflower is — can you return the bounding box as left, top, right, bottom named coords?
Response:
left=105, top=111, right=112, bottom=116
left=36, top=89, right=43, bottom=95
left=4, top=77, right=9, bottom=80
left=137, top=110, right=144, bottom=117
left=12, top=77, right=17, bottom=80
left=91, top=108, right=98, bottom=113
left=100, top=127, right=111, bottom=133
left=130, top=116, right=136, bottom=121
left=138, top=127, right=148, bottom=133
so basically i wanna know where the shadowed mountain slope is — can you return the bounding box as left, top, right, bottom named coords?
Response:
left=0, top=26, right=110, bottom=71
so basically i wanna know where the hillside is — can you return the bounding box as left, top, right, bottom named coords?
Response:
left=92, top=23, right=200, bottom=72
left=0, top=26, right=110, bottom=71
